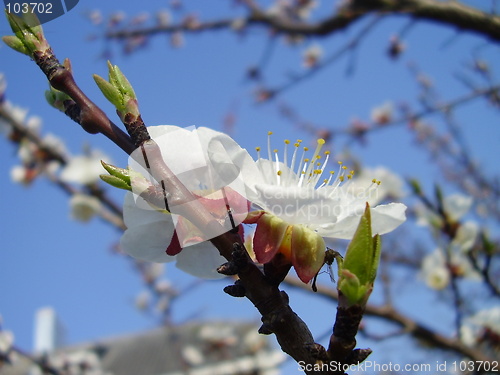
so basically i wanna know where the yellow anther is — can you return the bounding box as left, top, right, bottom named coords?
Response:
left=273, top=149, right=278, bottom=153
left=294, top=143, right=300, bottom=147
left=255, top=147, right=261, bottom=152
left=372, top=178, right=377, bottom=184
left=316, top=162, right=321, bottom=166
left=316, top=155, right=321, bottom=159
left=330, top=171, right=335, bottom=175
left=277, top=170, right=282, bottom=176
left=284, top=139, right=290, bottom=144
left=350, top=170, right=355, bottom=175
left=342, top=166, right=347, bottom=170
left=317, top=138, right=326, bottom=145
left=338, top=161, right=343, bottom=165
left=303, top=147, right=309, bottom=151
left=304, top=158, right=310, bottom=162
left=297, top=139, right=302, bottom=143
left=324, top=179, right=328, bottom=183
left=339, top=176, right=345, bottom=182
left=324, top=150, right=331, bottom=155
left=268, top=131, right=273, bottom=135
left=347, top=175, right=353, bottom=180
left=377, top=180, right=382, bottom=185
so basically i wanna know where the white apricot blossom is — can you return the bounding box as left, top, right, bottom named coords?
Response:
left=121, top=127, right=406, bottom=282
left=420, top=246, right=480, bottom=290
left=460, top=307, right=500, bottom=347
left=69, top=194, right=102, bottom=222
left=61, top=150, right=110, bottom=186
left=420, top=249, right=449, bottom=290
left=236, top=133, right=406, bottom=282
left=121, top=125, right=252, bottom=279
left=415, top=193, right=473, bottom=228
left=240, top=133, right=406, bottom=240
left=370, top=101, right=394, bottom=125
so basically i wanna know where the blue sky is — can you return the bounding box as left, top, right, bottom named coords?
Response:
left=1, top=0, right=499, bottom=372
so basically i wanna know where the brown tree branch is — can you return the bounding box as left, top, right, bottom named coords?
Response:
left=350, top=0, right=500, bottom=42
left=104, top=0, right=500, bottom=45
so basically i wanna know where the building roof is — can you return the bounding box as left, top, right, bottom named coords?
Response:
left=1, top=322, right=284, bottom=375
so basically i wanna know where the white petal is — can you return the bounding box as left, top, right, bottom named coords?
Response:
left=123, top=192, right=169, bottom=228
left=443, top=193, right=473, bottom=221
left=121, top=220, right=175, bottom=263
left=175, top=242, right=226, bottom=279
left=371, top=202, right=407, bottom=235
left=60, top=151, right=109, bottom=185
left=318, top=203, right=407, bottom=240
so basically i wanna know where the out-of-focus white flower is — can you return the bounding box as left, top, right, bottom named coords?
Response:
left=0, top=101, right=28, bottom=135
left=230, top=18, right=247, bottom=31
left=416, top=193, right=473, bottom=228
left=10, top=165, right=33, bottom=185
left=156, top=9, right=171, bottom=27
left=26, top=116, right=42, bottom=134
left=135, top=290, right=150, bottom=311
left=17, top=139, right=38, bottom=164
left=420, top=249, right=449, bottom=290
left=87, top=9, right=103, bottom=25
left=443, top=193, right=473, bottom=222
left=302, top=44, right=323, bottom=68
left=470, top=307, right=500, bottom=334
left=460, top=307, right=500, bottom=346
left=420, top=247, right=480, bottom=289
left=41, top=133, right=68, bottom=158
left=69, top=194, right=102, bottom=222
left=144, top=263, right=165, bottom=281
left=61, top=150, right=109, bottom=185
left=154, top=279, right=175, bottom=294
left=296, top=0, right=318, bottom=20
left=266, top=1, right=290, bottom=18
left=451, top=221, right=479, bottom=252
left=370, top=101, right=394, bottom=125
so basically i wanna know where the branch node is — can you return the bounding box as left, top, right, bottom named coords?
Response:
left=217, top=243, right=250, bottom=276
left=223, top=280, right=246, bottom=298
left=345, top=348, right=372, bottom=365
left=258, top=323, right=274, bottom=335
